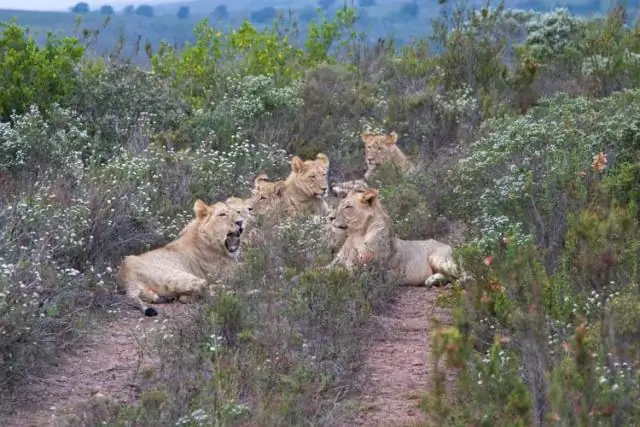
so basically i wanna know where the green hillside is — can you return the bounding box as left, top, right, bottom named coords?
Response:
left=2, top=0, right=635, bottom=65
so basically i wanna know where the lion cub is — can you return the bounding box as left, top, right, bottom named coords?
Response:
left=328, top=188, right=459, bottom=287
left=361, top=131, right=415, bottom=181
left=117, top=200, right=244, bottom=316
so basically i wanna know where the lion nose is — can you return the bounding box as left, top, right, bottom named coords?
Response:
left=235, top=219, right=244, bottom=228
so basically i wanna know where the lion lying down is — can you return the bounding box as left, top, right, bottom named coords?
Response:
left=117, top=199, right=244, bottom=316
left=251, top=153, right=331, bottom=218
left=328, top=188, right=460, bottom=287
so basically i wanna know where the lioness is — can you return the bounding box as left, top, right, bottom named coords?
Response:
left=328, top=188, right=459, bottom=287
left=252, top=153, right=331, bottom=217
left=362, top=131, right=415, bottom=181
left=117, top=200, right=244, bottom=316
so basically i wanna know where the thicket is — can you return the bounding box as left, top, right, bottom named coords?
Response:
left=0, top=2, right=639, bottom=425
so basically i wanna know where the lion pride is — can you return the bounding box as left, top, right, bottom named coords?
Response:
left=251, top=153, right=331, bottom=217
left=328, top=188, right=459, bottom=287
left=117, top=200, right=244, bottom=316
left=362, top=131, right=415, bottom=181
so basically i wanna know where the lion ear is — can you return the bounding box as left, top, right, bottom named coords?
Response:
left=315, top=153, right=330, bottom=168
left=254, top=173, right=270, bottom=188
left=387, top=131, right=399, bottom=145
left=291, top=156, right=305, bottom=173
left=358, top=188, right=378, bottom=205
left=274, top=181, right=286, bottom=197
left=194, top=199, right=209, bottom=220
left=361, top=132, right=374, bottom=143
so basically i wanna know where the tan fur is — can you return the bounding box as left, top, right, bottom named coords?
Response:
left=117, top=200, right=244, bottom=316
left=327, top=180, right=369, bottom=254
left=361, top=131, right=415, bottom=181
left=328, top=188, right=459, bottom=286
left=330, top=178, right=368, bottom=199
left=252, top=153, right=331, bottom=218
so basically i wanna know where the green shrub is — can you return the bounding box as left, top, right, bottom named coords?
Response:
left=0, top=22, right=83, bottom=121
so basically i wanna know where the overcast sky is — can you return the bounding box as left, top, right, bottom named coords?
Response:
left=0, top=0, right=186, bottom=11
left=0, top=0, right=73, bottom=10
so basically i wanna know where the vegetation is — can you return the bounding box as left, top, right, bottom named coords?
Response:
left=1, top=1, right=640, bottom=426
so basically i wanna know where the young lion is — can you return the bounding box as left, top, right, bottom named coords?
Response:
left=252, top=153, right=331, bottom=217
left=178, top=196, right=254, bottom=238
left=362, top=131, right=415, bottom=181
left=328, top=188, right=459, bottom=287
left=327, top=178, right=369, bottom=254
left=117, top=200, right=244, bottom=316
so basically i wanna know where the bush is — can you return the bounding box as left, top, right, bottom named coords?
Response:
left=4, top=4, right=640, bottom=426
left=0, top=22, right=84, bottom=122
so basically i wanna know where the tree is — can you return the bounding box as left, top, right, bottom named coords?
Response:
left=177, top=6, right=190, bottom=20
left=123, top=5, right=134, bottom=14
left=99, top=5, right=114, bottom=15
left=400, top=1, right=419, bottom=18
left=318, top=0, right=336, bottom=10
left=359, top=0, right=375, bottom=6
left=70, top=2, right=90, bottom=13
left=135, top=5, right=154, bottom=17
left=250, top=7, right=276, bottom=24
left=212, top=4, right=228, bottom=20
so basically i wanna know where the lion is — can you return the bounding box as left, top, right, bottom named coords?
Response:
left=117, top=199, right=244, bottom=316
left=328, top=188, right=460, bottom=287
left=178, top=195, right=255, bottom=238
left=251, top=153, right=331, bottom=218
left=330, top=178, right=369, bottom=199
left=326, top=179, right=369, bottom=254
left=362, top=131, right=415, bottom=181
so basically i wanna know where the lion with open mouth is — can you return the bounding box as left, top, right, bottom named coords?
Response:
left=116, top=199, right=244, bottom=316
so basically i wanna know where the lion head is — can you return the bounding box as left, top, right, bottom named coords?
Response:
left=331, top=178, right=368, bottom=199
left=361, top=131, right=401, bottom=179
left=193, top=199, right=244, bottom=255
left=330, top=188, right=384, bottom=233
left=225, top=196, right=255, bottom=230
left=285, top=153, right=330, bottom=200
left=251, top=174, right=286, bottom=216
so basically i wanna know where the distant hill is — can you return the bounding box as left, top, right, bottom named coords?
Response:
left=0, top=0, right=633, bottom=66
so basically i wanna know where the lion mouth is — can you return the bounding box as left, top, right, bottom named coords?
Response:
left=225, top=231, right=241, bottom=253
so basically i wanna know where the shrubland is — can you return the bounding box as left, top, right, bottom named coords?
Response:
left=1, top=1, right=639, bottom=425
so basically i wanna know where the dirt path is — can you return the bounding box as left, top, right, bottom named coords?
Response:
left=3, top=280, right=458, bottom=427
left=2, top=300, right=196, bottom=427
left=343, top=286, right=457, bottom=427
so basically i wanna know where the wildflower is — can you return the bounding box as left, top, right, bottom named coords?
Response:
left=484, top=256, right=494, bottom=266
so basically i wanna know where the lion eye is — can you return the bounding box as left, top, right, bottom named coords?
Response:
left=218, top=213, right=227, bottom=217
left=260, top=196, right=267, bottom=200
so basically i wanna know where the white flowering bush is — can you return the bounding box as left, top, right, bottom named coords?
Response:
left=70, top=61, right=189, bottom=155
left=453, top=89, right=640, bottom=251
left=183, top=75, right=304, bottom=149
left=523, top=8, right=584, bottom=60
left=0, top=104, right=89, bottom=173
